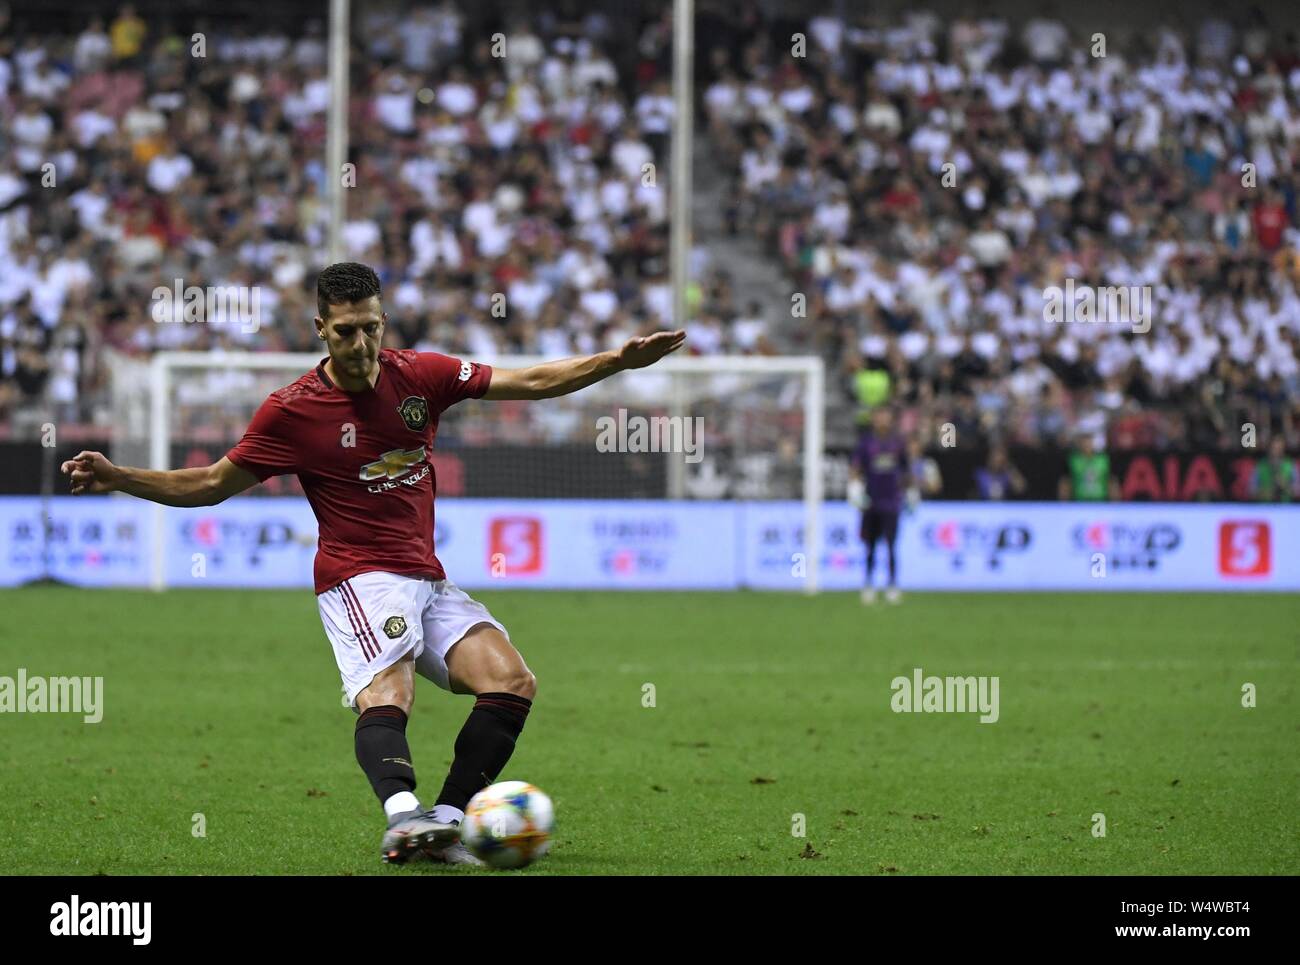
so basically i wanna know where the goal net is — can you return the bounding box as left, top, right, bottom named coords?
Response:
left=112, top=351, right=825, bottom=592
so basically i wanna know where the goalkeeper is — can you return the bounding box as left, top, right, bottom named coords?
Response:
left=848, top=406, right=914, bottom=604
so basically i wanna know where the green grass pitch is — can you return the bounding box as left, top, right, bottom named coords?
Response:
left=0, top=587, right=1295, bottom=875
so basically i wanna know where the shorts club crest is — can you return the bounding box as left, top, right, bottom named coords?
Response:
left=318, top=572, right=511, bottom=710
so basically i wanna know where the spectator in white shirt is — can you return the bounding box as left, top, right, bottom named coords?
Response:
left=146, top=144, right=194, bottom=194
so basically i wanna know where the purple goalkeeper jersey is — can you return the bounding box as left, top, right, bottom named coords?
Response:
left=853, top=432, right=905, bottom=511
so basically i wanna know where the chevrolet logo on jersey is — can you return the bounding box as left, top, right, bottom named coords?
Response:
left=397, top=395, right=429, bottom=431
left=359, top=446, right=426, bottom=481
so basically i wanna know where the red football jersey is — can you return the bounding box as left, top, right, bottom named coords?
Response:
left=225, top=348, right=492, bottom=593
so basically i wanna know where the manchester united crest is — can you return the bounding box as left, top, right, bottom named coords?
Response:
left=397, top=395, right=429, bottom=432
left=383, top=616, right=408, bottom=639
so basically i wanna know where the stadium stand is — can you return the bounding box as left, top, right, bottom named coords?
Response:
left=1, top=0, right=1297, bottom=499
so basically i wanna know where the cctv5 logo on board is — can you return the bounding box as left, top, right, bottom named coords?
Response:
left=592, top=517, right=674, bottom=575
left=1071, top=521, right=1181, bottom=571
left=180, top=518, right=309, bottom=566
left=922, top=520, right=1032, bottom=570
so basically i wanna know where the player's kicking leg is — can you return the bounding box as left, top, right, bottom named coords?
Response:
left=323, top=575, right=531, bottom=866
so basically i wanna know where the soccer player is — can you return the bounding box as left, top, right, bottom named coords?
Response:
left=61, top=262, right=686, bottom=865
left=848, top=406, right=911, bottom=605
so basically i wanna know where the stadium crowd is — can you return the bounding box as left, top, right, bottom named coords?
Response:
left=699, top=4, right=1300, bottom=458
left=0, top=2, right=1297, bottom=497
left=0, top=2, right=773, bottom=431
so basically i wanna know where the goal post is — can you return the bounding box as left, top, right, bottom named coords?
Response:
left=129, top=351, right=825, bottom=593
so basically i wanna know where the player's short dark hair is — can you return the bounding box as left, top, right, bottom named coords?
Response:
left=317, top=262, right=381, bottom=319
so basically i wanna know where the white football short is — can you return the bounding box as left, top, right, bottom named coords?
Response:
left=317, top=572, right=509, bottom=710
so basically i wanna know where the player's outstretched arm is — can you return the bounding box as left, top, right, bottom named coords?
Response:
left=60, top=452, right=259, bottom=507
left=482, top=329, right=686, bottom=401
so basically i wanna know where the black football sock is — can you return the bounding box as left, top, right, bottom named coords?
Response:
left=355, top=705, right=417, bottom=807
left=865, top=542, right=877, bottom=583
left=434, top=692, right=532, bottom=812
left=887, top=541, right=898, bottom=585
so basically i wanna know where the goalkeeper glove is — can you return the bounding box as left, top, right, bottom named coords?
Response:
left=847, top=478, right=869, bottom=510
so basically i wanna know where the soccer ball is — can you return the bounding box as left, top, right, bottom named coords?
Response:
left=460, top=781, right=554, bottom=869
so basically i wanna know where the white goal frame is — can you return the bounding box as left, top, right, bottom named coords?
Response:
left=147, top=352, right=825, bottom=593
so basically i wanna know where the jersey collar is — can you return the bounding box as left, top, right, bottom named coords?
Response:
left=317, top=356, right=383, bottom=393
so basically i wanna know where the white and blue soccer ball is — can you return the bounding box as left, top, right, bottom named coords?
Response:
left=460, top=781, right=554, bottom=869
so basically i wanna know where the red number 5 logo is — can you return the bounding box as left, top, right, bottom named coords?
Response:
left=489, top=517, right=543, bottom=575
left=1218, top=521, right=1270, bottom=577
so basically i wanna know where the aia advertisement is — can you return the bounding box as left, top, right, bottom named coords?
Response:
left=1110, top=452, right=1265, bottom=501
left=880, top=446, right=1296, bottom=502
